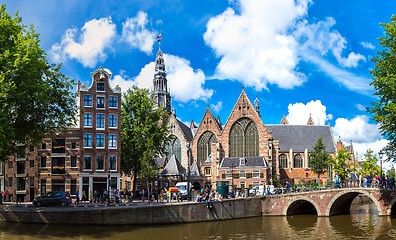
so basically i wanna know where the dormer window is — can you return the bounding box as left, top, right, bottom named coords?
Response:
left=97, top=82, right=105, bottom=92
left=239, top=157, right=246, bottom=166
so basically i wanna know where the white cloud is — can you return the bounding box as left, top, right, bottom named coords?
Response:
left=356, top=104, right=366, bottom=111
left=165, top=54, right=213, bottom=102
left=50, top=17, right=116, bottom=67
left=121, top=11, right=156, bottom=54
left=110, top=70, right=135, bottom=93
left=295, top=17, right=366, bottom=68
left=204, top=0, right=367, bottom=91
left=332, top=115, right=382, bottom=144
left=110, top=55, right=213, bottom=102
left=211, top=101, right=223, bottom=114
left=353, top=139, right=389, bottom=161
left=361, top=42, right=375, bottom=50
left=204, top=0, right=309, bottom=90
left=286, top=100, right=328, bottom=125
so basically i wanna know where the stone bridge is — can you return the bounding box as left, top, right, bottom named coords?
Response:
left=262, top=188, right=396, bottom=216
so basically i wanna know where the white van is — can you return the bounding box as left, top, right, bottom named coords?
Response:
left=251, top=185, right=275, bottom=196
left=175, top=182, right=192, bottom=199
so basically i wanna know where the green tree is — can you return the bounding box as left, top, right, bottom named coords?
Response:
left=369, top=15, right=396, bottom=161
left=329, top=149, right=352, bottom=181
left=359, top=149, right=380, bottom=177
left=0, top=4, right=76, bottom=161
left=308, top=137, right=331, bottom=181
left=121, top=86, right=171, bottom=190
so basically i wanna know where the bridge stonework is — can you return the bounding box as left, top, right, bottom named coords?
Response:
left=261, top=188, right=396, bottom=216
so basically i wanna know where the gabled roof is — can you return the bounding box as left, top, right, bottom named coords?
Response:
left=265, top=125, right=336, bottom=152
left=159, top=154, right=186, bottom=176
left=190, top=161, right=201, bottom=177
left=176, top=119, right=193, bottom=142
left=220, top=157, right=268, bottom=168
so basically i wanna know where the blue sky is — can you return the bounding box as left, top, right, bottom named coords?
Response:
left=3, top=0, right=395, bottom=166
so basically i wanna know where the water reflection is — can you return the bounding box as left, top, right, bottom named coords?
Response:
left=0, top=203, right=395, bottom=240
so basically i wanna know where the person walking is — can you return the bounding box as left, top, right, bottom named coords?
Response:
left=335, top=175, right=340, bottom=189
left=75, top=190, right=80, bottom=205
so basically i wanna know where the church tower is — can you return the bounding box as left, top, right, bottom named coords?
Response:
left=152, top=35, right=171, bottom=113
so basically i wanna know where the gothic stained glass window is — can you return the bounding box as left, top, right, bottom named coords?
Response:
left=245, top=122, right=259, bottom=157
left=279, top=154, right=288, bottom=168
left=294, top=154, right=303, bottom=168
left=165, top=136, right=182, bottom=163
left=197, top=131, right=217, bottom=165
left=229, top=118, right=259, bottom=157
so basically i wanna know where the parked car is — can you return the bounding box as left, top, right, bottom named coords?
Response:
left=33, top=191, right=71, bottom=207
left=176, top=182, right=192, bottom=199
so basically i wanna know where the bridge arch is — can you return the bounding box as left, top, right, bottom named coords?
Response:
left=387, top=197, right=396, bottom=215
left=326, top=189, right=382, bottom=216
left=283, top=196, right=321, bottom=216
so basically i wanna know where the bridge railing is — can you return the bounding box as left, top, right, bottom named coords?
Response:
left=265, top=179, right=394, bottom=196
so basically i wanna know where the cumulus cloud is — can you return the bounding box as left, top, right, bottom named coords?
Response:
left=204, top=0, right=309, bottom=90
left=332, top=115, right=382, bottom=144
left=110, top=55, right=213, bottom=102
left=50, top=17, right=116, bottom=67
left=121, top=11, right=156, bottom=54
left=295, top=17, right=366, bottom=68
left=204, top=0, right=367, bottom=92
left=361, top=42, right=375, bottom=50
left=211, top=101, right=223, bottom=114
left=286, top=100, right=328, bottom=125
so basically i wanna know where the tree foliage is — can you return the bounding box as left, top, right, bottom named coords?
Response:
left=369, top=15, right=396, bottom=161
left=308, top=137, right=331, bottom=179
left=359, top=149, right=380, bottom=176
left=0, top=4, right=76, bottom=161
left=329, top=148, right=353, bottom=181
left=121, top=86, right=170, bottom=185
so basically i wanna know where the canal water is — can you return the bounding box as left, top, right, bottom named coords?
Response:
left=0, top=202, right=395, bottom=240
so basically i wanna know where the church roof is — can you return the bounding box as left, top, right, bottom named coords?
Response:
left=190, top=161, right=201, bottom=177
left=265, top=125, right=336, bottom=153
left=176, top=119, right=193, bottom=141
left=220, top=157, right=268, bottom=168
left=159, top=155, right=186, bottom=176
left=155, top=157, right=166, bottom=168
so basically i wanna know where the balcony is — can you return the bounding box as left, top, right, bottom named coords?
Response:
left=52, top=166, right=65, bottom=175
left=52, top=139, right=66, bottom=153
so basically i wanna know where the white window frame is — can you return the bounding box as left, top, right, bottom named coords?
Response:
left=96, top=95, right=105, bottom=109
left=108, top=134, right=117, bottom=149
left=96, top=154, right=105, bottom=171
left=83, top=155, right=92, bottom=171
left=109, top=95, right=118, bottom=108
left=109, top=154, right=117, bottom=171
left=252, top=181, right=260, bottom=187
left=225, top=170, right=232, bottom=179
left=96, top=134, right=105, bottom=149
left=83, top=134, right=92, bottom=148
left=109, top=114, right=117, bottom=128
left=96, top=113, right=105, bottom=129
left=239, top=170, right=246, bottom=179
left=252, top=170, right=260, bottom=178
left=83, top=113, right=92, bottom=128
left=96, top=82, right=105, bottom=92
left=83, top=95, right=93, bottom=107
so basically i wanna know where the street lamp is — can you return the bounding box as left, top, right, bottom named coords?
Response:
left=379, top=150, right=384, bottom=176
left=186, top=144, right=191, bottom=201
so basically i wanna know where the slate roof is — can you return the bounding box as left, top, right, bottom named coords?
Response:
left=190, top=161, right=201, bottom=177
left=265, top=125, right=336, bottom=153
left=159, top=155, right=186, bottom=176
left=177, top=119, right=193, bottom=141
left=220, top=157, right=268, bottom=168
left=155, top=157, right=166, bottom=168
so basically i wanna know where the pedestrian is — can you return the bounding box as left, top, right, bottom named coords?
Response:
left=115, top=189, right=120, bottom=204
left=335, top=175, right=340, bottom=189
left=391, top=175, right=395, bottom=189
left=75, top=190, right=80, bottom=205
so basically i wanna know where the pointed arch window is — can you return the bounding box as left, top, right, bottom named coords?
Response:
left=229, top=118, right=259, bottom=157
left=197, top=131, right=217, bottom=165
left=165, top=136, right=181, bottom=163
left=294, top=154, right=303, bottom=168
left=279, top=154, right=288, bottom=169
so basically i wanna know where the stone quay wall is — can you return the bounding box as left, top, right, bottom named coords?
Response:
left=0, top=198, right=262, bottom=225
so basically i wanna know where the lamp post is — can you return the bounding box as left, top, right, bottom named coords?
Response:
left=107, top=172, right=110, bottom=205
left=379, top=150, right=384, bottom=176
left=186, top=144, right=191, bottom=201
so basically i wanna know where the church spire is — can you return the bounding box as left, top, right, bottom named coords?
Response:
left=254, top=95, right=260, bottom=117
left=152, top=34, right=171, bottom=113
left=307, top=113, right=314, bottom=125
